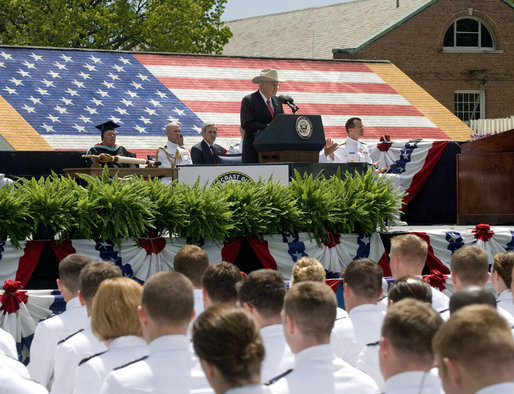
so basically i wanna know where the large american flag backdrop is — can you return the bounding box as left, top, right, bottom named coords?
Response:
left=0, top=46, right=459, bottom=156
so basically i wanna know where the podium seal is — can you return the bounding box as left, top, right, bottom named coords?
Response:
left=295, top=116, right=313, bottom=139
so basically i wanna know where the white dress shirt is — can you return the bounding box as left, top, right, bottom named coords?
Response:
left=319, top=136, right=372, bottom=164
left=383, top=370, right=444, bottom=394
left=497, top=289, right=514, bottom=318
left=268, top=344, right=378, bottom=394
left=28, top=297, right=88, bottom=388
left=260, top=324, right=295, bottom=384
left=73, top=335, right=148, bottom=394
left=99, top=335, right=212, bottom=394
left=476, top=382, right=514, bottom=393
left=0, top=327, right=17, bottom=359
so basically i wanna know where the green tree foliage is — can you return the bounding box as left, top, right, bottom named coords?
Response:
left=0, top=0, right=232, bottom=54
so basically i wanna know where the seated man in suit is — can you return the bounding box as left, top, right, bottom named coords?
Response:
left=240, top=69, right=284, bottom=163
left=191, top=123, right=226, bottom=164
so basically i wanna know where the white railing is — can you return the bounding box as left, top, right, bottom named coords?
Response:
left=470, top=116, right=514, bottom=140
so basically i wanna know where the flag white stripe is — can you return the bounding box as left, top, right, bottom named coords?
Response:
left=143, top=65, right=386, bottom=84
left=170, top=89, right=411, bottom=106
left=194, top=113, right=438, bottom=128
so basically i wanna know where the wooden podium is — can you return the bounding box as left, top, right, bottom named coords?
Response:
left=253, top=114, right=325, bottom=163
left=457, top=129, right=514, bottom=225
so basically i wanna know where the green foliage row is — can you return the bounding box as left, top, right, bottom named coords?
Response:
left=0, top=0, right=232, bottom=54
left=0, top=168, right=403, bottom=249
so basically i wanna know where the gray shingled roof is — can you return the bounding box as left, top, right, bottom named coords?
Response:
left=223, top=0, right=434, bottom=59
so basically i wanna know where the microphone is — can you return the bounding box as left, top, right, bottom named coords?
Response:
left=277, top=95, right=299, bottom=113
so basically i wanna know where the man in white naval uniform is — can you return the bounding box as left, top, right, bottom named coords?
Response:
left=380, top=234, right=450, bottom=313
left=99, top=272, right=212, bottom=394
left=332, top=259, right=385, bottom=366
left=319, top=117, right=373, bottom=164
left=379, top=299, right=444, bottom=394
left=155, top=122, right=192, bottom=185
left=268, top=281, right=378, bottom=394
left=51, top=262, right=122, bottom=394
left=433, top=304, right=514, bottom=394
left=28, top=254, right=92, bottom=389
left=238, top=269, right=294, bottom=383
left=227, top=126, right=244, bottom=154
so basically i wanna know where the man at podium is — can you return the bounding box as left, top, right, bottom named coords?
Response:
left=240, top=69, right=284, bottom=163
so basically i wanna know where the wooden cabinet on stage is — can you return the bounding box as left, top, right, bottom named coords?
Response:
left=457, top=129, right=514, bottom=225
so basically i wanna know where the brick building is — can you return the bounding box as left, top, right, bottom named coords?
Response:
left=223, top=0, right=514, bottom=122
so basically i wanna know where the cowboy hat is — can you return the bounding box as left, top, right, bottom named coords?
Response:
left=251, top=69, right=282, bottom=83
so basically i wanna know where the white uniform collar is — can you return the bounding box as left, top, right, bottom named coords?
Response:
left=165, top=141, right=179, bottom=151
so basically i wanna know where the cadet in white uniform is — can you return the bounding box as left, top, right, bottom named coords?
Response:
left=379, top=299, right=444, bottom=394
left=332, top=259, right=385, bottom=366
left=193, top=304, right=272, bottom=394
left=99, top=272, right=212, bottom=394
left=227, top=127, right=244, bottom=155
left=433, top=304, right=514, bottom=394
left=51, top=262, right=122, bottom=394
left=268, top=282, right=378, bottom=394
left=155, top=122, right=192, bottom=185
left=491, top=251, right=514, bottom=318
left=238, top=270, right=295, bottom=383
left=28, top=254, right=92, bottom=389
left=319, top=117, right=373, bottom=164
left=73, top=278, right=147, bottom=394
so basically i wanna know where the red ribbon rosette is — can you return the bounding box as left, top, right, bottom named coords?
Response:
left=138, top=231, right=167, bottom=255
left=377, top=135, right=393, bottom=152
left=472, top=224, right=494, bottom=241
left=1, top=280, right=28, bottom=315
left=423, top=270, right=448, bottom=291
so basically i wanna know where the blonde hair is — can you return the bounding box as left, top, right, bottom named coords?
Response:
left=91, top=277, right=143, bottom=341
left=390, top=234, right=428, bottom=268
left=291, top=257, right=325, bottom=285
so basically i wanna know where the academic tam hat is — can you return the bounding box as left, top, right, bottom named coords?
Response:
left=96, top=121, right=120, bottom=136
left=252, top=69, right=282, bottom=83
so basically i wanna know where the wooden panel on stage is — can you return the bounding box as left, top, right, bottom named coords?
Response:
left=64, top=167, right=178, bottom=179
left=457, top=129, right=514, bottom=225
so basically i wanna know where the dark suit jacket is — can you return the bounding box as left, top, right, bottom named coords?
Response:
left=240, top=91, right=284, bottom=163
left=191, top=140, right=225, bottom=164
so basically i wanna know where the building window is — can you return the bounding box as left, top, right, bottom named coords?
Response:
left=454, top=91, right=484, bottom=122
left=444, top=18, right=494, bottom=49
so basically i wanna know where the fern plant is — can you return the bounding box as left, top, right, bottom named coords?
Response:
left=0, top=182, right=33, bottom=247
left=173, top=180, right=233, bottom=244
left=78, top=167, right=157, bottom=248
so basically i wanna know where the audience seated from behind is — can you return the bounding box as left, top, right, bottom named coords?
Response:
left=201, top=261, right=243, bottom=309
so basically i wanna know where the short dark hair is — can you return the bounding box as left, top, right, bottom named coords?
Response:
left=59, top=254, right=93, bottom=293
left=345, top=117, right=361, bottom=133
left=202, top=262, right=243, bottom=304
left=79, top=261, right=122, bottom=304
left=343, top=258, right=383, bottom=300
left=284, top=281, right=337, bottom=341
left=382, top=299, right=442, bottom=365
left=142, top=271, right=194, bottom=326
left=387, top=276, right=432, bottom=304
left=238, top=269, right=286, bottom=318
left=449, top=285, right=496, bottom=315
left=173, top=245, right=209, bottom=287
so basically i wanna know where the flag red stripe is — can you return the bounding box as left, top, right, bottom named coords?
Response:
left=183, top=101, right=424, bottom=117
left=134, top=54, right=375, bottom=72
left=158, top=77, right=396, bottom=94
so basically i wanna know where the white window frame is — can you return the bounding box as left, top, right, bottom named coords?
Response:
left=443, top=17, right=495, bottom=51
left=454, top=90, right=485, bottom=123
